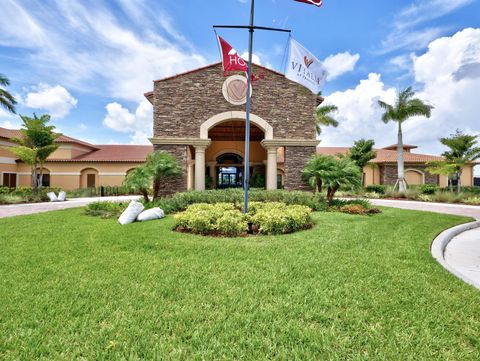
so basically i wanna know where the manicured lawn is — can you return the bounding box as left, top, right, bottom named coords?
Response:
left=1, top=207, right=479, bottom=360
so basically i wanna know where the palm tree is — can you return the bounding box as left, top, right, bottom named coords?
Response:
left=123, top=166, right=152, bottom=203
left=146, top=151, right=182, bottom=200
left=348, top=139, right=377, bottom=186
left=314, top=104, right=338, bottom=135
left=0, top=74, right=17, bottom=113
left=302, top=154, right=337, bottom=193
left=378, top=87, right=433, bottom=192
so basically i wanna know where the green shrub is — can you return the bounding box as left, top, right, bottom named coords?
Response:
left=363, top=192, right=382, bottom=199
left=248, top=202, right=312, bottom=235
left=0, top=194, right=25, bottom=205
left=365, top=185, right=385, bottom=194
left=148, top=189, right=327, bottom=214
left=0, top=186, right=10, bottom=194
left=330, top=198, right=372, bottom=209
left=463, top=197, right=480, bottom=205
left=430, top=191, right=463, bottom=203
left=85, top=201, right=129, bottom=219
left=419, top=184, right=439, bottom=195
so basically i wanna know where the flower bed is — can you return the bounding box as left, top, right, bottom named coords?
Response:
left=174, top=202, right=313, bottom=237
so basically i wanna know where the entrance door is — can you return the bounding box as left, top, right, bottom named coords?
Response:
left=217, top=166, right=242, bottom=188
left=2, top=173, right=16, bottom=188
left=87, top=174, right=96, bottom=188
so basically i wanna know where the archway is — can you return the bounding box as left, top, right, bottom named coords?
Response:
left=200, top=111, right=273, bottom=140
left=80, top=168, right=99, bottom=188
left=216, top=153, right=244, bottom=189
left=405, top=169, right=424, bottom=185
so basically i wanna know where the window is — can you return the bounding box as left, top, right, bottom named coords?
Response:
left=87, top=174, right=96, bottom=188
left=36, top=174, right=50, bottom=187
left=2, top=173, right=16, bottom=188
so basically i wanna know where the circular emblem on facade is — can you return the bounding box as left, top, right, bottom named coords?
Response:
left=222, top=75, right=252, bottom=105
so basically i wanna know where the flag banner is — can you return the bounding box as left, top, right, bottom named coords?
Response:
left=217, top=35, right=248, bottom=75
left=285, top=38, right=327, bottom=94
left=294, top=0, right=323, bottom=7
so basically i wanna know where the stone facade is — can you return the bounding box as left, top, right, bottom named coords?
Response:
left=284, top=146, right=315, bottom=190
left=148, top=62, right=319, bottom=193
left=152, top=63, right=317, bottom=140
left=153, top=144, right=188, bottom=196
left=379, top=164, right=438, bottom=185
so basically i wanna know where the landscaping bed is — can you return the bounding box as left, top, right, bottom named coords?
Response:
left=0, top=208, right=478, bottom=359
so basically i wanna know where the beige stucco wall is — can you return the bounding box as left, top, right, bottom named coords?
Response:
left=50, top=147, right=72, bottom=159
left=405, top=170, right=424, bottom=185
left=363, top=165, right=380, bottom=186
left=205, top=141, right=266, bottom=163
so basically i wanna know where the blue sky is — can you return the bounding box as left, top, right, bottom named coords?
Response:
left=0, top=0, right=479, bottom=173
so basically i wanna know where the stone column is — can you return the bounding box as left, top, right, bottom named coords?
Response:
left=194, top=146, right=207, bottom=191
left=266, top=147, right=278, bottom=190
left=207, top=161, right=217, bottom=189
left=187, top=162, right=194, bottom=190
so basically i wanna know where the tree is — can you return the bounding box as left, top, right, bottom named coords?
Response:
left=428, top=130, right=480, bottom=193
left=146, top=151, right=182, bottom=200
left=0, top=74, right=17, bottom=113
left=378, top=87, right=433, bottom=192
left=302, top=154, right=337, bottom=193
left=314, top=104, right=339, bottom=135
left=348, top=139, right=377, bottom=186
left=426, top=161, right=457, bottom=192
left=123, top=167, right=151, bottom=203
left=7, top=114, right=58, bottom=193
left=302, top=154, right=361, bottom=205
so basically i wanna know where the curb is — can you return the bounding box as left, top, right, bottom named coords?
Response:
left=431, top=220, right=480, bottom=289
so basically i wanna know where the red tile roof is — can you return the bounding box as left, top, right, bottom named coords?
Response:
left=317, top=147, right=444, bottom=164
left=48, top=145, right=153, bottom=163
left=0, top=127, right=98, bottom=149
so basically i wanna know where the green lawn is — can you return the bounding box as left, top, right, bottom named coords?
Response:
left=1, top=208, right=479, bottom=360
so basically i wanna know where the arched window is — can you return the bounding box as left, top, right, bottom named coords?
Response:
left=216, top=153, right=243, bottom=165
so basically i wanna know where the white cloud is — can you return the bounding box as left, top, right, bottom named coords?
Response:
left=24, top=84, right=77, bottom=118
left=322, top=28, right=480, bottom=156
left=378, top=0, right=474, bottom=53
left=241, top=52, right=262, bottom=65
left=103, top=100, right=153, bottom=144
left=323, top=52, right=360, bottom=80
left=0, top=1, right=207, bottom=102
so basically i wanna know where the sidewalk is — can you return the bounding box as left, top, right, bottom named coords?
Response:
left=0, top=195, right=140, bottom=219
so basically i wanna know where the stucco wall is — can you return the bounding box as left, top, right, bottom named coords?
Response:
left=205, top=141, right=266, bottom=163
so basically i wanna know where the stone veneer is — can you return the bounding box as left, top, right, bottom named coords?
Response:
left=284, top=146, right=315, bottom=190
left=149, top=62, right=319, bottom=193
left=153, top=144, right=188, bottom=196
left=380, top=164, right=438, bottom=185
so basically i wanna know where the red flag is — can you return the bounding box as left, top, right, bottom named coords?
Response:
left=294, top=0, right=323, bottom=6
left=217, top=35, right=248, bottom=76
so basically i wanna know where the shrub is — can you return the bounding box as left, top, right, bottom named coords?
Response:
left=419, top=184, right=439, bottom=195
left=329, top=198, right=372, bottom=209
left=365, top=185, right=385, bottom=194
left=174, top=203, right=247, bottom=236
left=0, top=194, right=25, bottom=205
left=430, top=191, right=463, bottom=203
left=459, top=186, right=480, bottom=195
left=148, top=189, right=327, bottom=214
left=463, top=197, right=480, bottom=205
left=363, top=192, right=382, bottom=199
left=0, top=186, right=10, bottom=194
left=248, top=202, right=312, bottom=235
left=85, top=201, right=129, bottom=219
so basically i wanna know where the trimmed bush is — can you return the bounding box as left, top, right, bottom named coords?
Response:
left=419, top=184, right=439, bottom=195
left=365, top=185, right=385, bottom=194
left=147, top=189, right=327, bottom=214
left=173, top=202, right=312, bottom=236
left=85, top=201, right=129, bottom=219
left=463, top=197, right=480, bottom=205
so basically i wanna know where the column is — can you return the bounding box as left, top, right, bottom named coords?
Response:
left=207, top=161, right=217, bottom=189
left=187, top=162, right=194, bottom=190
left=194, top=146, right=207, bottom=191
left=266, top=147, right=278, bottom=190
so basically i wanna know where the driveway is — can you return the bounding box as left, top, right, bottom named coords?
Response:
left=0, top=195, right=141, bottom=219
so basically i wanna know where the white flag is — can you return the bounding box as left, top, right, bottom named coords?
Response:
left=285, top=38, right=328, bottom=94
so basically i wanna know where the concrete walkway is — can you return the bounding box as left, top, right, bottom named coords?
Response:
left=0, top=195, right=140, bottom=219
left=368, top=198, right=480, bottom=289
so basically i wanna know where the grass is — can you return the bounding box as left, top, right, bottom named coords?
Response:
left=0, top=207, right=479, bottom=360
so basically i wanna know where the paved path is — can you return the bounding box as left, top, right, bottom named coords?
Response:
left=369, top=199, right=480, bottom=220
left=0, top=195, right=140, bottom=219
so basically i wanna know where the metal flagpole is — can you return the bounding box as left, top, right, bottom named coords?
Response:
left=243, top=0, right=255, bottom=214
left=213, top=2, right=291, bottom=215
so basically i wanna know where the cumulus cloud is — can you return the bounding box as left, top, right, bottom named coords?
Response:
left=103, top=100, right=152, bottom=144
left=241, top=52, right=262, bottom=65
left=322, top=52, right=360, bottom=80
left=24, top=84, right=77, bottom=118
left=0, top=1, right=207, bottom=102
left=321, top=28, right=480, bottom=157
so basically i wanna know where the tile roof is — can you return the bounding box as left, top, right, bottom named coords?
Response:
left=0, top=127, right=98, bottom=149
left=317, top=147, right=444, bottom=164
left=48, top=145, right=153, bottom=163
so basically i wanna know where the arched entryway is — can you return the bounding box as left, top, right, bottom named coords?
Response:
left=405, top=169, right=425, bottom=185
left=80, top=168, right=99, bottom=188
left=216, top=153, right=244, bottom=188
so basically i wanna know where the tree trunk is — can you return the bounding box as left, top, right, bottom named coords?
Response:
left=456, top=171, right=462, bottom=194
left=153, top=178, right=160, bottom=201
left=31, top=165, right=38, bottom=194
left=397, top=121, right=407, bottom=192
left=141, top=188, right=150, bottom=203
left=316, top=177, right=322, bottom=193
left=327, top=186, right=338, bottom=206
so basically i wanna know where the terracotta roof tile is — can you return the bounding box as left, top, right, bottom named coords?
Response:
left=48, top=145, right=153, bottom=163
left=316, top=147, right=444, bottom=164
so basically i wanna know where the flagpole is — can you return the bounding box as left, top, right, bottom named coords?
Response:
left=243, top=0, right=255, bottom=214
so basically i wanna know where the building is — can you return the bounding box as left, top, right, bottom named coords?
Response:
left=0, top=127, right=152, bottom=189
left=145, top=62, right=321, bottom=194
left=317, top=144, right=477, bottom=187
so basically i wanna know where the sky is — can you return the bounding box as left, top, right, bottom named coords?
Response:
left=0, top=0, right=479, bottom=174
